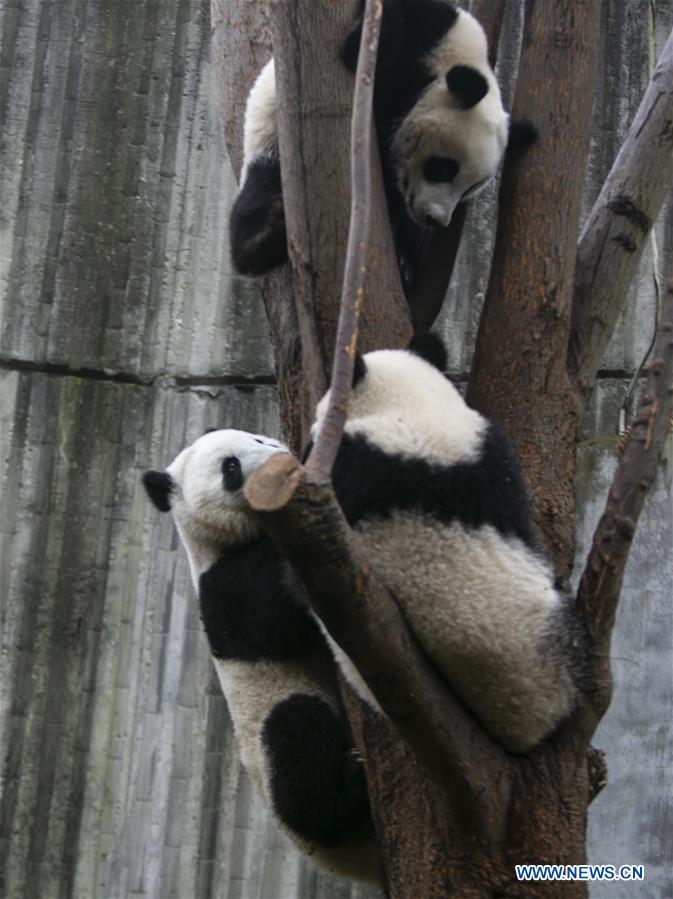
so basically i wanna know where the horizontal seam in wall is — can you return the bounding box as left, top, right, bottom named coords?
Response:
left=0, top=357, right=277, bottom=389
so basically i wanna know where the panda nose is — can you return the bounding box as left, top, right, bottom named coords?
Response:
left=425, top=205, right=451, bottom=228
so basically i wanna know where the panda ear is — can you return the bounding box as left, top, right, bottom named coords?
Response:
left=143, top=470, right=175, bottom=513
left=407, top=333, right=447, bottom=372
left=352, top=353, right=367, bottom=388
left=446, top=65, right=489, bottom=109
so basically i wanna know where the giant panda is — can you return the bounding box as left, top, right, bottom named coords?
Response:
left=309, top=335, right=584, bottom=752
left=230, top=0, right=536, bottom=285
left=142, top=429, right=381, bottom=885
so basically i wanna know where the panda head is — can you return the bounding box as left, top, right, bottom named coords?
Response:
left=143, top=429, right=287, bottom=543
left=391, top=10, right=509, bottom=228
left=313, top=334, right=487, bottom=467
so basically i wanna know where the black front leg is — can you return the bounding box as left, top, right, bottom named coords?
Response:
left=229, top=156, right=288, bottom=276
left=262, top=694, right=373, bottom=847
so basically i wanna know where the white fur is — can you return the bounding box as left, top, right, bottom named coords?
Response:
left=391, top=8, right=509, bottom=226
left=314, top=617, right=383, bottom=715
left=356, top=513, right=577, bottom=751
left=166, top=429, right=285, bottom=588
left=314, top=349, right=578, bottom=751
left=158, top=429, right=382, bottom=884
left=211, top=653, right=379, bottom=883
left=239, top=9, right=508, bottom=229
left=241, top=58, right=278, bottom=181
left=314, top=348, right=486, bottom=467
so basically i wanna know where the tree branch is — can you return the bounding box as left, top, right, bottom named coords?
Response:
left=569, top=28, right=673, bottom=398
left=269, top=0, right=410, bottom=444
left=577, top=277, right=673, bottom=725
left=244, top=453, right=510, bottom=833
left=306, top=0, right=382, bottom=478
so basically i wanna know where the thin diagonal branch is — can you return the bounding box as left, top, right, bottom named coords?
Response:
left=306, top=0, right=382, bottom=477
left=577, top=277, right=673, bottom=726
left=569, top=27, right=673, bottom=399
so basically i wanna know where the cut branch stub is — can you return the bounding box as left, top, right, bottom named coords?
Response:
left=244, top=453, right=511, bottom=836
left=576, top=277, right=673, bottom=730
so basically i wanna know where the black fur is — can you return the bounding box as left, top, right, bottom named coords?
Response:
left=262, top=694, right=372, bottom=846
left=353, top=353, right=368, bottom=388
left=342, top=0, right=460, bottom=292
left=446, top=65, right=489, bottom=109
left=407, top=332, right=447, bottom=371
left=230, top=156, right=287, bottom=275
left=331, top=426, right=536, bottom=549
left=222, top=456, right=244, bottom=492
left=143, top=470, right=174, bottom=512
left=507, top=119, right=539, bottom=153
left=423, top=156, right=459, bottom=184
left=199, top=537, right=323, bottom=662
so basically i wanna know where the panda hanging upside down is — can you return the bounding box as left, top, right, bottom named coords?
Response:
left=229, top=0, right=536, bottom=287
left=143, top=431, right=382, bottom=885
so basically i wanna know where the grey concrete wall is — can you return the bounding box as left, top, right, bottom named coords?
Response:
left=0, top=1, right=670, bottom=897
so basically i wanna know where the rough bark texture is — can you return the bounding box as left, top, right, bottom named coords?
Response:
left=467, top=1, right=603, bottom=575
left=0, top=0, right=672, bottom=897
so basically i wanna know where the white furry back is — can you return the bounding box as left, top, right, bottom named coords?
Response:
left=241, top=58, right=278, bottom=179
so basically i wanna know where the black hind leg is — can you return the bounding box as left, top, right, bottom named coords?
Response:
left=262, top=694, right=372, bottom=847
left=230, top=156, right=287, bottom=276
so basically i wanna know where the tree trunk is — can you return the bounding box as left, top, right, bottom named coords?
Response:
left=467, top=1, right=602, bottom=574
left=348, top=703, right=590, bottom=899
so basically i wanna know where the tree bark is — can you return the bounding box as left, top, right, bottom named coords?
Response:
left=467, top=1, right=602, bottom=574
left=268, top=0, right=411, bottom=441
left=569, top=28, right=673, bottom=398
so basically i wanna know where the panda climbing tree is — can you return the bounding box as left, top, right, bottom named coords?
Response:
left=209, top=1, right=673, bottom=896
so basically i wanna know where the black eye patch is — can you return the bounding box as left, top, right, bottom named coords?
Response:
left=423, top=157, right=459, bottom=184
left=222, top=456, right=243, bottom=491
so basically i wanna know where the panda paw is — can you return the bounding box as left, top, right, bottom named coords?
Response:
left=347, top=747, right=365, bottom=766
left=507, top=119, right=539, bottom=154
